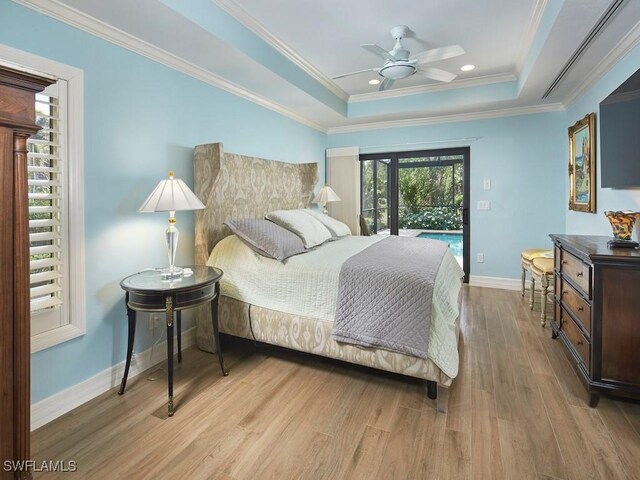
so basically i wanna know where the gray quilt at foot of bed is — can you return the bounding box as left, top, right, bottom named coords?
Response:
left=332, top=235, right=448, bottom=359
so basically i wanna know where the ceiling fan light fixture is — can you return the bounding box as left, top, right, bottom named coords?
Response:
left=461, top=64, right=475, bottom=71
left=379, top=63, right=417, bottom=80
left=368, top=79, right=381, bottom=85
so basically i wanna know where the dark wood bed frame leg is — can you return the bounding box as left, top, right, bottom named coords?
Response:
left=427, top=380, right=437, bottom=399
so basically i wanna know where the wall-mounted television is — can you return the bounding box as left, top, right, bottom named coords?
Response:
left=599, top=67, right=640, bottom=188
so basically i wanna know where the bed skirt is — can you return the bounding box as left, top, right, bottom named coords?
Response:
left=195, top=295, right=458, bottom=386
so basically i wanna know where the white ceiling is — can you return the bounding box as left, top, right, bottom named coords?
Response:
left=229, top=0, right=539, bottom=95
left=14, top=0, right=640, bottom=131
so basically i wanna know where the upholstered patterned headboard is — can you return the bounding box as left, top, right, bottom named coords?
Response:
left=193, top=143, right=319, bottom=266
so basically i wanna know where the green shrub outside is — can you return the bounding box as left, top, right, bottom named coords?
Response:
left=399, top=207, right=462, bottom=230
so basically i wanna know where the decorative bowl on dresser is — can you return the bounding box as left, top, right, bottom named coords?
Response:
left=550, top=234, right=640, bottom=407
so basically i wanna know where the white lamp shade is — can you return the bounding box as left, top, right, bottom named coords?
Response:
left=138, top=171, right=205, bottom=212
left=313, top=185, right=341, bottom=204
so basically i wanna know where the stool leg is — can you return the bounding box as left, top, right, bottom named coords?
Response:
left=521, top=265, right=526, bottom=297
left=530, top=276, right=536, bottom=310
left=541, top=274, right=549, bottom=327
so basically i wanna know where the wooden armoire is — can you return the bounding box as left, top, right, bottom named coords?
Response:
left=0, top=66, right=54, bottom=479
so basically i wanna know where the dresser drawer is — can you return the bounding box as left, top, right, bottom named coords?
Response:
left=560, top=250, right=591, bottom=297
left=562, top=310, right=590, bottom=371
left=561, top=282, right=591, bottom=336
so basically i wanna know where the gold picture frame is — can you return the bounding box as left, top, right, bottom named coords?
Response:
left=568, top=112, right=596, bottom=213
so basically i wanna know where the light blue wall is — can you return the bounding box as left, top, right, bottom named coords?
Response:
left=0, top=2, right=327, bottom=403
left=328, top=112, right=567, bottom=279
left=565, top=41, right=640, bottom=238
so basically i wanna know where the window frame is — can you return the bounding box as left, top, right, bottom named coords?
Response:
left=0, top=44, right=85, bottom=352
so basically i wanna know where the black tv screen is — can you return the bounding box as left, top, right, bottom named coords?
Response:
left=599, top=67, right=640, bottom=188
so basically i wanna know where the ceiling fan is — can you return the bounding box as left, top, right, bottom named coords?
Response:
left=332, top=25, right=465, bottom=91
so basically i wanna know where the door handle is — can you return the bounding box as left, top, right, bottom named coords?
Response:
left=461, top=207, right=469, bottom=224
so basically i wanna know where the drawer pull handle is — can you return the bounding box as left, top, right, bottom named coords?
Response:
left=577, top=306, right=584, bottom=312
left=562, top=260, right=568, bottom=265
left=563, top=290, right=568, bottom=294
left=577, top=340, right=583, bottom=346
left=576, top=271, right=583, bottom=277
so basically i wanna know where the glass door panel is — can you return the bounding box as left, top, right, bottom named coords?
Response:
left=398, top=163, right=462, bottom=232
left=361, top=158, right=390, bottom=234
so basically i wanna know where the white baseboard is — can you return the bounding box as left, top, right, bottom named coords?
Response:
left=31, top=327, right=197, bottom=431
left=469, top=275, right=521, bottom=291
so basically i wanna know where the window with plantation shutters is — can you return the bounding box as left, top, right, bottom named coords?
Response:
left=28, top=81, right=69, bottom=336
left=1, top=45, right=86, bottom=353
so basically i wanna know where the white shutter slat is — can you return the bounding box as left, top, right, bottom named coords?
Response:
left=29, top=205, right=60, bottom=215
left=28, top=179, right=60, bottom=188
left=30, top=270, right=62, bottom=284
left=29, top=231, right=60, bottom=242
left=30, top=296, right=63, bottom=311
left=30, top=244, right=61, bottom=256
left=29, top=193, right=61, bottom=201
left=27, top=153, right=57, bottom=159
left=28, top=138, right=61, bottom=147
left=30, top=257, right=60, bottom=270
left=29, top=218, right=59, bottom=229
left=30, top=283, right=62, bottom=298
left=35, top=101, right=61, bottom=108
left=28, top=166, right=58, bottom=174
left=34, top=112, right=58, bottom=120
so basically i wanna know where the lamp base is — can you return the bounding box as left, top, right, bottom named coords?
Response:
left=160, top=266, right=184, bottom=280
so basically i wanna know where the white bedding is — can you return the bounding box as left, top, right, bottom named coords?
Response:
left=208, top=234, right=464, bottom=378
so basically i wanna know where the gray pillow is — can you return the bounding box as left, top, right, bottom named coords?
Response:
left=224, top=219, right=306, bottom=261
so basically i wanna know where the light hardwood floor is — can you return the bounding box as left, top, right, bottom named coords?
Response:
left=32, top=286, right=640, bottom=479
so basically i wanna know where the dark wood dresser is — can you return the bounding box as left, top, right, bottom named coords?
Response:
left=550, top=234, right=640, bottom=407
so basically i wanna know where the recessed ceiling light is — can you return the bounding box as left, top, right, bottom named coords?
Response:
left=369, top=79, right=381, bottom=85
left=461, top=64, right=475, bottom=72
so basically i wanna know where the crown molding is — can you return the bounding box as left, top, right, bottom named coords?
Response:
left=563, top=18, right=640, bottom=107
left=214, top=0, right=349, bottom=102
left=515, top=0, right=549, bottom=73
left=12, top=0, right=326, bottom=132
left=327, top=103, right=565, bottom=134
left=348, top=73, right=517, bottom=103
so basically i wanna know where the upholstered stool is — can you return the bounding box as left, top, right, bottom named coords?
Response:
left=530, top=257, right=555, bottom=327
left=521, top=248, right=552, bottom=296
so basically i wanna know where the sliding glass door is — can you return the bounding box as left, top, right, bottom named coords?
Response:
left=360, top=148, right=469, bottom=282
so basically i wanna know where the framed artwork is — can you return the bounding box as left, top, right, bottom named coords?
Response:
left=568, top=112, right=596, bottom=212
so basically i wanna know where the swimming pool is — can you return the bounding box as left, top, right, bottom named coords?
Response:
left=417, top=232, right=463, bottom=258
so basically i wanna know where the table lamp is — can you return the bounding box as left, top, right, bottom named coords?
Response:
left=313, top=184, right=341, bottom=215
left=138, top=171, right=205, bottom=279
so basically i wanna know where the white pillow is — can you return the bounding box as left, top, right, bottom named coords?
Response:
left=303, top=209, right=351, bottom=238
left=265, top=209, right=332, bottom=248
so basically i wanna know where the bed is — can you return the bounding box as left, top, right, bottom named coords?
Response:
left=193, top=143, right=463, bottom=412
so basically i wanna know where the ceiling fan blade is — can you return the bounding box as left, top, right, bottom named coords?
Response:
left=418, top=67, right=457, bottom=82
left=361, top=44, right=395, bottom=61
left=379, top=78, right=395, bottom=91
left=411, top=45, right=465, bottom=65
left=332, top=68, right=379, bottom=80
